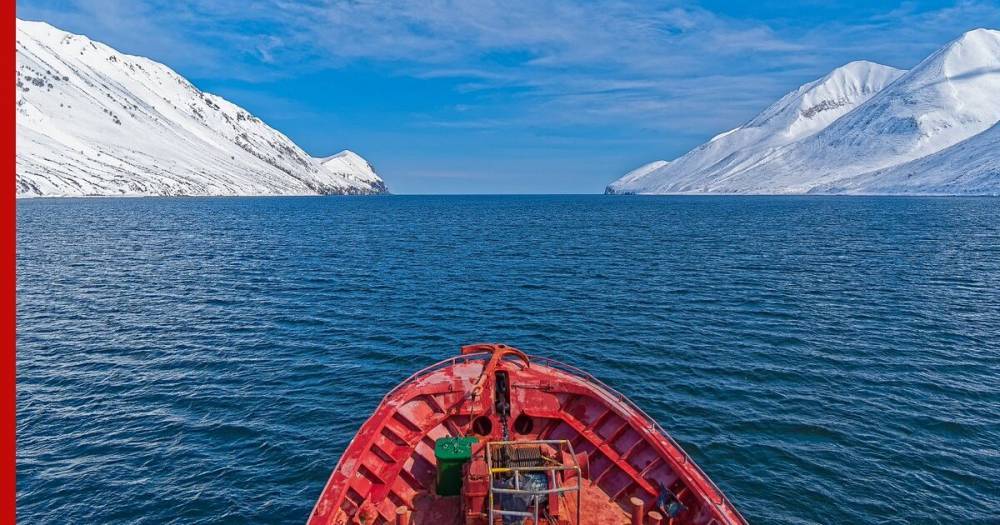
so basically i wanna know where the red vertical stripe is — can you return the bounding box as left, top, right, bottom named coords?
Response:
left=4, top=4, right=16, bottom=525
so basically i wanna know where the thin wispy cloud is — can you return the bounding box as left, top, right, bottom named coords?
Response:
left=19, top=0, right=1000, bottom=126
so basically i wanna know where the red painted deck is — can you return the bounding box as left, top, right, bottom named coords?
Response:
left=308, top=344, right=746, bottom=525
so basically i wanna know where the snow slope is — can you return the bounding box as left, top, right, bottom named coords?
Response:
left=15, top=19, right=387, bottom=197
left=813, top=122, right=1000, bottom=195
left=605, top=160, right=668, bottom=194
left=607, top=28, right=1000, bottom=195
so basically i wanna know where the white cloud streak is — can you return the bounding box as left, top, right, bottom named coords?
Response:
left=16, top=0, right=1000, bottom=137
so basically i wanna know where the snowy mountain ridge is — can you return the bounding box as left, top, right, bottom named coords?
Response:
left=607, top=28, right=1000, bottom=195
left=15, top=19, right=387, bottom=197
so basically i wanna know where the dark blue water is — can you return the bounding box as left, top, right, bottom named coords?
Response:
left=16, top=195, right=1000, bottom=524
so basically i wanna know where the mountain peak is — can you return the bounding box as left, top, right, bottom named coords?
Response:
left=954, top=27, right=1000, bottom=45
left=831, top=60, right=893, bottom=73
left=744, top=60, right=902, bottom=138
left=815, top=60, right=899, bottom=91
left=919, top=27, right=1000, bottom=76
left=319, top=149, right=363, bottom=163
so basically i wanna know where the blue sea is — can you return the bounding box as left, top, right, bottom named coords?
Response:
left=16, top=195, right=1000, bottom=524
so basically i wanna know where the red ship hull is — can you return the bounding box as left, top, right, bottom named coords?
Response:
left=309, top=344, right=746, bottom=525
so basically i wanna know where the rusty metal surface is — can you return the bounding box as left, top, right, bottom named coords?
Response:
left=307, top=344, right=746, bottom=525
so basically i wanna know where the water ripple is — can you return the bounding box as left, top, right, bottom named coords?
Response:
left=16, top=195, right=1000, bottom=524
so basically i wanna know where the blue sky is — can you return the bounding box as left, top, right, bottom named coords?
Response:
left=15, top=0, right=1000, bottom=193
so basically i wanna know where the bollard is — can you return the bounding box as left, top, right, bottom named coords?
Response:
left=630, top=496, right=644, bottom=525
left=647, top=510, right=664, bottom=525
left=394, top=506, right=409, bottom=525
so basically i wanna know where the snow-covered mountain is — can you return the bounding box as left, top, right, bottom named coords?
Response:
left=607, top=28, right=1000, bottom=195
left=15, top=19, right=387, bottom=197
